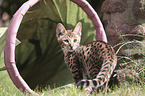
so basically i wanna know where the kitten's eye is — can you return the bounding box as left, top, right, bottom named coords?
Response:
left=64, top=40, right=69, bottom=43
left=59, top=32, right=63, bottom=36
left=74, top=39, right=77, bottom=42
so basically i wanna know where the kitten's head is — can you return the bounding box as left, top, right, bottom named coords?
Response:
left=56, top=22, right=82, bottom=52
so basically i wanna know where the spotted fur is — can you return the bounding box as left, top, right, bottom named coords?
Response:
left=56, top=22, right=117, bottom=90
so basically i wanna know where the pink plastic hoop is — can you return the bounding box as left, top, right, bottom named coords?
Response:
left=71, top=0, right=107, bottom=43
left=4, top=0, right=40, bottom=94
left=4, top=0, right=107, bottom=94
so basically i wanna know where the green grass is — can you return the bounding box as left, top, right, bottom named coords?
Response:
left=0, top=71, right=23, bottom=96
left=39, top=83, right=145, bottom=96
left=0, top=73, right=144, bottom=96
left=0, top=82, right=145, bottom=96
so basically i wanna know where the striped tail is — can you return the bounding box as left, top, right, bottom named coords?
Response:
left=76, top=56, right=117, bottom=90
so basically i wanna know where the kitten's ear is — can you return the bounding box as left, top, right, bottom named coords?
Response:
left=56, top=23, right=66, bottom=38
left=73, top=22, right=82, bottom=36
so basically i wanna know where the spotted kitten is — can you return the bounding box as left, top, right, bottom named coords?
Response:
left=56, top=22, right=117, bottom=90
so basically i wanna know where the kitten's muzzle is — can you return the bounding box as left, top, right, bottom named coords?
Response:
left=69, top=44, right=73, bottom=50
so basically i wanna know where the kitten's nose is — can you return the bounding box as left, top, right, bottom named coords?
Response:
left=69, top=44, right=73, bottom=49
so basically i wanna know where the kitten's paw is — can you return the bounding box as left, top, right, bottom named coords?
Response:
left=76, top=80, right=89, bottom=89
left=84, top=86, right=93, bottom=92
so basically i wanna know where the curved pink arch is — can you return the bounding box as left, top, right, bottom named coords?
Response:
left=4, top=0, right=40, bottom=95
left=4, top=0, right=107, bottom=94
left=71, top=0, right=107, bottom=43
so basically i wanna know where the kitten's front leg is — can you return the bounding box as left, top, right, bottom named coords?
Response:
left=70, top=62, right=83, bottom=84
left=64, top=52, right=83, bottom=84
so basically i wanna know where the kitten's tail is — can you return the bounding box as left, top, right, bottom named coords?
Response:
left=76, top=55, right=117, bottom=89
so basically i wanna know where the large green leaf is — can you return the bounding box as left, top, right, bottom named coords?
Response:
left=15, top=0, right=96, bottom=89
left=0, top=27, right=7, bottom=70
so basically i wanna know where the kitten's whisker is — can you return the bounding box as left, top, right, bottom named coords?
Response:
left=56, top=49, right=63, bottom=54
